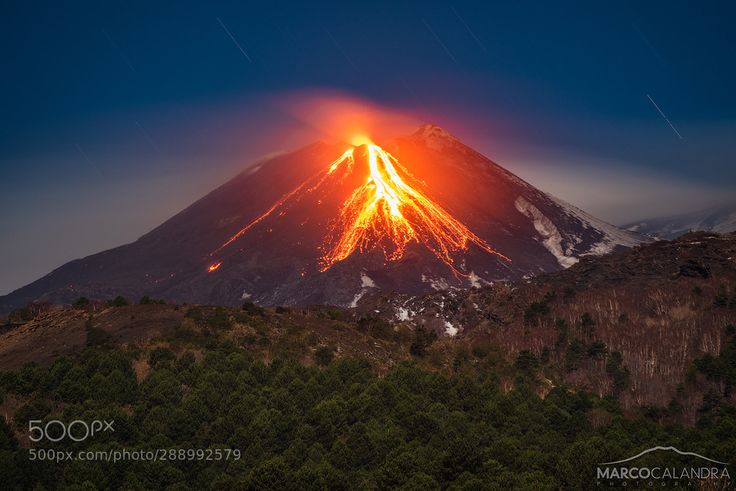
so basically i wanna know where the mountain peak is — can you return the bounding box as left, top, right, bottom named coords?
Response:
left=410, top=125, right=461, bottom=152
left=413, top=124, right=457, bottom=141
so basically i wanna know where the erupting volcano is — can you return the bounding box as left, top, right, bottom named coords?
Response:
left=320, top=144, right=510, bottom=272
left=0, top=125, right=643, bottom=311
left=208, top=142, right=510, bottom=276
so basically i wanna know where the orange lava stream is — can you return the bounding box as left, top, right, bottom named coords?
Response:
left=318, top=144, right=510, bottom=272
left=207, top=143, right=509, bottom=274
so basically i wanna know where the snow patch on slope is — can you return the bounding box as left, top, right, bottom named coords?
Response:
left=514, top=196, right=579, bottom=268
left=444, top=320, right=458, bottom=337
left=549, top=195, right=643, bottom=255
left=245, top=164, right=264, bottom=176
left=396, top=307, right=414, bottom=321
left=468, top=271, right=491, bottom=288
left=415, top=125, right=458, bottom=151
left=421, top=274, right=452, bottom=291
left=360, top=273, right=376, bottom=288
left=708, top=214, right=736, bottom=234
left=348, top=272, right=377, bottom=308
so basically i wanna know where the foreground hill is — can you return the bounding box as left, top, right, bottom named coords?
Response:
left=2, top=233, right=735, bottom=420
left=361, top=231, right=736, bottom=415
left=1, top=234, right=735, bottom=489
left=2, top=340, right=733, bottom=489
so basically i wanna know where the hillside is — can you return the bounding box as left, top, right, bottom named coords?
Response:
left=2, top=233, right=735, bottom=419
left=361, top=232, right=736, bottom=415
left=1, top=234, right=736, bottom=489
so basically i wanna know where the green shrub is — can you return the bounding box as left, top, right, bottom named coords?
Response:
left=515, top=350, right=538, bottom=372
left=148, top=347, right=176, bottom=369
left=242, top=301, right=266, bottom=316
left=565, top=339, right=585, bottom=372
left=409, top=327, right=437, bottom=357
left=524, top=302, right=549, bottom=323
left=73, top=297, right=91, bottom=308
left=139, top=296, right=166, bottom=305
left=606, top=351, right=630, bottom=391
left=580, top=312, right=595, bottom=333
left=586, top=341, right=608, bottom=359
left=314, top=346, right=335, bottom=367
left=108, top=296, right=129, bottom=307
left=86, top=320, right=112, bottom=347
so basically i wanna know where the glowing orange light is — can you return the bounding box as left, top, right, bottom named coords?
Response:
left=349, top=134, right=373, bottom=146
left=319, top=144, right=510, bottom=272
left=208, top=142, right=510, bottom=275
left=207, top=262, right=222, bottom=272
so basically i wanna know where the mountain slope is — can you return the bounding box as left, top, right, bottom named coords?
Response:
left=0, top=125, right=643, bottom=311
left=624, top=204, right=736, bottom=239
left=362, top=231, right=736, bottom=411
left=3, top=232, right=734, bottom=416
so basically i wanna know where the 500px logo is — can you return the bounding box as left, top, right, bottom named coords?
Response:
left=29, top=419, right=115, bottom=442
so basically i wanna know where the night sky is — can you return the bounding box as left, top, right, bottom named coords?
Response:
left=2, top=0, right=735, bottom=294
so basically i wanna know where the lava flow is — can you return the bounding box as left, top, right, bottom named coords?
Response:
left=319, top=144, right=510, bottom=272
left=208, top=141, right=509, bottom=274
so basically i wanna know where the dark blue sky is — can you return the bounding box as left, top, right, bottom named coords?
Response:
left=1, top=0, right=735, bottom=293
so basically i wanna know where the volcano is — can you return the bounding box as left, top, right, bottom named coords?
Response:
left=0, top=125, right=643, bottom=310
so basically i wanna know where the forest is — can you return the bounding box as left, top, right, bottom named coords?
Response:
left=0, top=307, right=734, bottom=490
